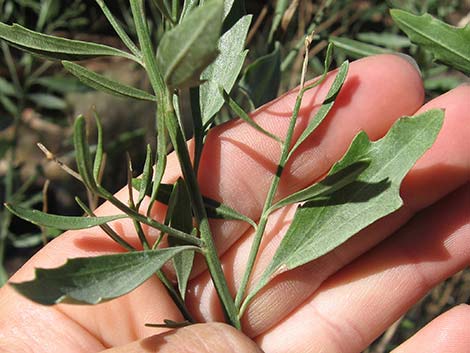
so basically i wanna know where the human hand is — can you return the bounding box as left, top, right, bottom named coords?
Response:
left=1, top=54, right=468, bottom=353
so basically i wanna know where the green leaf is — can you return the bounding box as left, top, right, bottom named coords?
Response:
left=0, top=23, right=135, bottom=61
left=271, top=160, right=370, bottom=211
left=151, top=0, right=175, bottom=24
left=239, top=42, right=281, bottom=108
left=92, top=111, right=104, bottom=181
left=223, top=89, right=282, bottom=143
left=5, top=204, right=127, bottom=230
left=28, top=93, right=67, bottom=110
left=203, top=195, right=257, bottom=229
left=137, top=145, right=153, bottom=206
left=390, top=9, right=470, bottom=75
left=35, top=76, right=88, bottom=93
left=200, top=14, right=252, bottom=125
left=357, top=32, right=411, bottom=49
left=223, top=0, right=246, bottom=32
left=0, top=77, right=16, bottom=96
left=132, top=179, right=256, bottom=228
left=288, top=60, right=349, bottom=158
left=156, top=0, right=224, bottom=89
left=9, top=233, right=44, bottom=248
left=268, top=0, right=289, bottom=43
left=10, top=247, right=197, bottom=305
left=167, top=179, right=195, bottom=299
left=74, top=115, right=98, bottom=192
left=329, top=36, right=391, bottom=59
left=62, top=61, right=156, bottom=101
left=246, top=109, right=444, bottom=305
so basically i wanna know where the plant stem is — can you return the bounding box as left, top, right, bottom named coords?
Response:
left=235, top=92, right=305, bottom=312
left=99, top=189, right=203, bottom=247
left=130, top=0, right=239, bottom=328
left=189, top=87, right=204, bottom=174
left=129, top=0, right=169, bottom=217
left=164, top=91, right=241, bottom=329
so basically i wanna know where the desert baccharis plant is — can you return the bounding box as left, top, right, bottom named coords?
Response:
left=1, top=0, right=447, bottom=330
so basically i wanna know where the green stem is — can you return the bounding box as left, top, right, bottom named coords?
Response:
left=156, top=270, right=195, bottom=322
left=99, top=189, right=203, bottom=247
left=235, top=92, right=305, bottom=312
left=165, top=92, right=241, bottom=329
left=189, top=87, right=204, bottom=174
left=129, top=0, right=168, bottom=218
left=130, top=0, right=239, bottom=328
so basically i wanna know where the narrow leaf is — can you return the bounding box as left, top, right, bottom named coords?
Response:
left=0, top=77, right=16, bottom=96
left=167, top=179, right=195, bottom=299
left=62, top=61, right=156, bottom=101
left=357, top=32, right=411, bottom=48
left=223, top=89, right=282, bottom=143
left=268, top=0, right=289, bottom=43
left=137, top=145, right=153, bottom=206
left=5, top=204, right=126, bottom=230
left=156, top=0, right=224, bottom=89
left=288, top=60, right=349, bottom=158
left=10, top=247, right=197, bottom=305
left=245, top=109, right=444, bottom=305
left=0, top=23, right=135, bottom=61
left=93, top=110, right=104, bottom=181
left=133, top=179, right=256, bottom=228
left=151, top=0, right=175, bottom=24
left=391, top=9, right=470, bottom=75
left=271, top=160, right=370, bottom=211
left=329, top=36, right=391, bottom=59
left=28, top=93, right=67, bottom=110
left=74, top=115, right=98, bottom=192
left=95, top=0, right=141, bottom=57
left=200, top=14, right=252, bottom=125
left=239, top=42, right=281, bottom=108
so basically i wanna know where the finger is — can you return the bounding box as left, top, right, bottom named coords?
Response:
left=392, top=305, right=470, bottom=353
left=102, top=323, right=262, bottom=353
left=187, top=84, right=470, bottom=335
left=257, top=183, right=469, bottom=353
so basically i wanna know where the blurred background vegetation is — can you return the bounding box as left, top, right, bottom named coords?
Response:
left=0, top=0, right=468, bottom=351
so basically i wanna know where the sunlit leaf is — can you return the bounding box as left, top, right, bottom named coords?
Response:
left=10, top=247, right=197, bottom=305
left=391, top=9, right=470, bottom=75
left=245, top=109, right=444, bottom=305
left=271, top=160, right=370, bottom=211
left=28, top=93, right=67, bottom=110
left=200, top=14, right=252, bottom=125
left=0, top=23, right=135, bottom=61
left=288, top=60, right=349, bottom=158
left=0, top=77, right=16, bottom=96
left=62, top=61, right=156, bottom=101
left=239, top=42, right=281, bottom=108
left=5, top=204, right=127, bottom=230
left=223, top=89, right=281, bottom=143
left=156, top=0, right=224, bottom=89
left=357, top=32, right=411, bottom=49
left=329, top=36, right=391, bottom=59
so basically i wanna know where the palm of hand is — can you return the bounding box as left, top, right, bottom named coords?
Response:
left=1, top=55, right=469, bottom=353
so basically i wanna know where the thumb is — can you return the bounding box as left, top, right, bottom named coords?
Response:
left=103, top=322, right=263, bottom=353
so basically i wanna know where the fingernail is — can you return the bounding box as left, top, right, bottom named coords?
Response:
left=393, top=53, right=421, bottom=77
